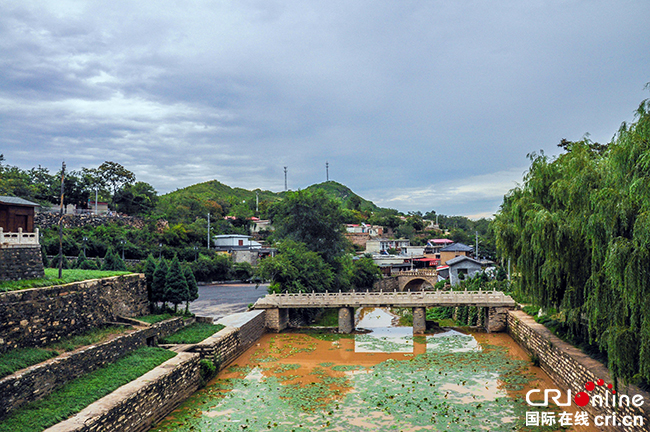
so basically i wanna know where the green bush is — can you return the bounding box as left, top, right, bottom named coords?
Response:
left=199, top=358, right=216, bottom=383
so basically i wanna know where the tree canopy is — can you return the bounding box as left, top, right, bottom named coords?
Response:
left=493, top=98, right=650, bottom=384
left=269, top=189, right=348, bottom=265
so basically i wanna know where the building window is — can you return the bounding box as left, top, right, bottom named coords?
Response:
left=238, top=240, right=244, bottom=246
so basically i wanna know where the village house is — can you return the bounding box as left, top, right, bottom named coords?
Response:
left=438, top=242, right=474, bottom=265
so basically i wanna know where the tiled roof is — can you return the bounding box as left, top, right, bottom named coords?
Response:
left=440, top=242, right=474, bottom=252
left=445, top=255, right=482, bottom=266
left=0, top=196, right=40, bottom=207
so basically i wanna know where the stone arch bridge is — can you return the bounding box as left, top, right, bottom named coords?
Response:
left=253, top=290, right=516, bottom=335
left=373, top=270, right=438, bottom=292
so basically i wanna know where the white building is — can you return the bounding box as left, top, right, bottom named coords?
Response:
left=213, top=234, right=262, bottom=250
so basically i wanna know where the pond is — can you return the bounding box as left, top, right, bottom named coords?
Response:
left=151, top=308, right=597, bottom=432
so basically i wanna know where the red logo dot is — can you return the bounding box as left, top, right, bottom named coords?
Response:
left=575, top=392, right=590, bottom=407
left=612, top=390, right=616, bottom=394
left=597, top=379, right=605, bottom=386
left=607, top=383, right=613, bottom=389
left=585, top=381, right=595, bottom=391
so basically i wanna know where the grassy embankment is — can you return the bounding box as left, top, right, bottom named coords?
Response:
left=0, top=347, right=176, bottom=432
left=0, top=325, right=131, bottom=379
left=0, top=268, right=131, bottom=292
left=159, top=322, right=225, bottom=344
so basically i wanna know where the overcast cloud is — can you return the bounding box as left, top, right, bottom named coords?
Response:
left=1, top=1, right=649, bottom=217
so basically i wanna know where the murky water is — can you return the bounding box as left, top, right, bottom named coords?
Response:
left=151, top=308, right=597, bottom=432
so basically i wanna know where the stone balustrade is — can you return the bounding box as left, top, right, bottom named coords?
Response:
left=254, top=290, right=516, bottom=309
left=395, top=270, right=438, bottom=277
left=0, top=227, right=40, bottom=247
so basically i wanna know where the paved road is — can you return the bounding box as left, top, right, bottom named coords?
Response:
left=189, top=283, right=269, bottom=320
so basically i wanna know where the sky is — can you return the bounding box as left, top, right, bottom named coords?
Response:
left=1, top=1, right=649, bottom=219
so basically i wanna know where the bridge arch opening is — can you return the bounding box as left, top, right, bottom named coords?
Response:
left=402, top=278, right=431, bottom=291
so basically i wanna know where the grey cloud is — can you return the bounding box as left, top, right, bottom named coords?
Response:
left=1, top=1, right=649, bottom=217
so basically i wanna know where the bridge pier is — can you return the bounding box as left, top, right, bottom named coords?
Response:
left=412, top=307, right=426, bottom=334
left=338, top=307, right=354, bottom=333
left=484, top=307, right=510, bottom=332
left=266, top=308, right=289, bottom=332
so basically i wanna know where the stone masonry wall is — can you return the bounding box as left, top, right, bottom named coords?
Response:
left=373, top=277, right=399, bottom=292
left=193, top=310, right=266, bottom=369
left=507, top=310, right=650, bottom=431
left=44, top=310, right=267, bottom=432
left=0, top=317, right=187, bottom=419
left=0, top=274, right=148, bottom=353
left=0, top=246, right=45, bottom=282
left=35, top=213, right=168, bottom=232
left=44, top=352, right=201, bottom=432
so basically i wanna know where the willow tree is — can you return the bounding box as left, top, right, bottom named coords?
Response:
left=493, top=97, right=650, bottom=384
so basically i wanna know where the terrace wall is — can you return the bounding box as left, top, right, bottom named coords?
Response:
left=0, top=274, right=148, bottom=353
left=0, top=317, right=187, bottom=419
left=45, top=310, right=267, bottom=432
left=0, top=246, right=44, bottom=282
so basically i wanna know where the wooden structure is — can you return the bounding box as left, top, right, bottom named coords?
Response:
left=0, top=196, right=39, bottom=233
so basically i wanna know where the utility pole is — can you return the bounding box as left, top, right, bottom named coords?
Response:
left=284, top=166, right=288, bottom=191
left=326, top=161, right=329, bottom=182
left=475, top=231, right=479, bottom=258
left=256, top=191, right=259, bottom=214
left=94, top=187, right=98, bottom=215
left=207, top=213, right=211, bottom=250
left=58, top=162, right=66, bottom=279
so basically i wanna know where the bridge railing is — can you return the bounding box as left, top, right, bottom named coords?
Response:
left=255, top=290, right=515, bottom=307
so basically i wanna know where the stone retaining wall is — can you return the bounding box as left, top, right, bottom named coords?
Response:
left=507, top=310, right=650, bottom=431
left=0, top=274, right=148, bottom=353
left=44, top=310, right=267, bottom=432
left=193, top=310, right=266, bottom=369
left=0, top=246, right=45, bottom=282
left=0, top=317, right=187, bottom=419
left=35, top=213, right=168, bottom=232
left=44, top=352, right=201, bottom=432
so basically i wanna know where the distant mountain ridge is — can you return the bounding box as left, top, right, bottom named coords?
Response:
left=160, top=180, right=379, bottom=214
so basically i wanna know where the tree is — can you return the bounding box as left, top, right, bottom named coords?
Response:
left=269, top=189, right=348, bottom=265
left=350, top=257, right=383, bottom=290
left=143, top=254, right=158, bottom=307
left=152, top=258, right=168, bottom=311
left=256, top=240, right=335, bottom=293
left=101, top=246, right=127, bottom=271
left=183, top=264, right=199, bottom=313
left=493, top=98, right=650, bottom=384
left=98, top=161, right=136, bottom=196
left=112, top=181, right=158, bottom=216
left=165, top=255, right=189, bottom=313
left=233, top=262, right=253, bottom=281
left=74, top=250, right=88, bottom=269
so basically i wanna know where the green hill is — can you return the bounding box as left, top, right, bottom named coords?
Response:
left=156, top=180, right=378, bottom=222
left=306, top=181, right=379, bottom=212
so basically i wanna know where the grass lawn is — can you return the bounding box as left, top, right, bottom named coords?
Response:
left=135, top=313, right=193, bottom=324
left=0, top=325, right=131, bottom=379
left=159, top=322, right=225, bottom=344
left=0, top=347, right=176, bottom=432
left=0, top=269, right=132, bottom=292
left=0, top=348, right=59, bottom=379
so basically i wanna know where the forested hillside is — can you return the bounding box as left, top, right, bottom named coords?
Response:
left=493, top=98, right=650, bottom=385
